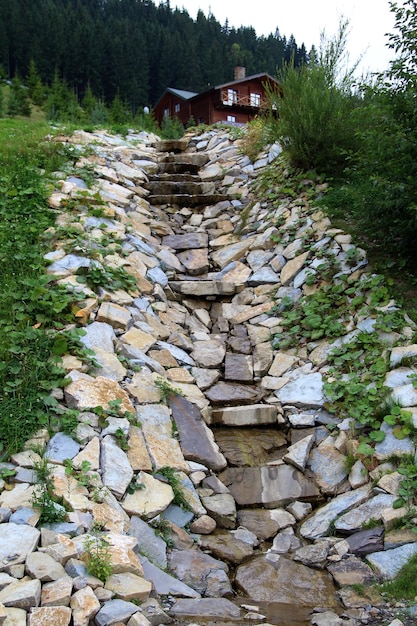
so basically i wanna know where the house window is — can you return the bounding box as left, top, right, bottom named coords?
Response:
left=227, top=115, right=236, bottom=123
left=174, top=103, right=180, bottom=113
left=163, top=107, right=169, bottom=117
left=250, top=93, right=261, bottom=107
left=223, top=89, right=238, bottom=105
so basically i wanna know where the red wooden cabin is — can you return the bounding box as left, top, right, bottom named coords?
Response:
left=153, top=67, right=280, bottom=127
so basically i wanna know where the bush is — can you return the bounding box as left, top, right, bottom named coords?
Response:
left=265, top=19, right=362, bottom=177
left=319, top=2, right=417, bottom=266
left=160, top=115, right=184, bottom=139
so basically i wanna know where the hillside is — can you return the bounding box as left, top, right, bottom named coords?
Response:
left=0, top=125, right=416, bottom=625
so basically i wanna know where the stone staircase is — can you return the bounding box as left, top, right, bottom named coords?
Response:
left=144, top=141, right=228, bottom=208
left=0, top=127, right=415, bottom=626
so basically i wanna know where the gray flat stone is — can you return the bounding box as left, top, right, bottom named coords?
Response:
left=45, top=433, right=81, bottom=463
left=101, top=435, right=133, bottom=498
left=95, top=599, right=140, bottom=626
left=300, top=485, right=372, bottom=539
left=170, top=597, right=241, bottom=620
left=334, top=493, right=397, bottom=533
left=139, top=555, right=199, bottom=597
left=0, top=523, right=40, bottom=569
left=128, top=516, right=167, bottom=569
left=276, top=373, right=324, bottom=407
left=170, top=395, right=227, bottom=471
left=79, top=321, right=116, bottom=353
left=366, top=542, right=417, bottom=580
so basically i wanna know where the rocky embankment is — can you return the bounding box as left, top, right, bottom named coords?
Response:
left=0, top=127, right=416, bottom=626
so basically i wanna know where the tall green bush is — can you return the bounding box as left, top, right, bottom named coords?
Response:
left=320, top=2, right=417, bottom=265
left=266, top=19, right=362, bottom=176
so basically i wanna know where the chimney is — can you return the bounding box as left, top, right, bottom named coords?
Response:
left=234, top=66, right=246, bottom=80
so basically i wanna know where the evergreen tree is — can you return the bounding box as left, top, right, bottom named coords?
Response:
left=26, top=59, right=46, bottom=106
left=110, top=92, right=129, bottom=124
left=82, top=84, right=98, bottom=117
left=7, top=76, right=31, bottom=116
left=90, top=99, right=109, bottom=126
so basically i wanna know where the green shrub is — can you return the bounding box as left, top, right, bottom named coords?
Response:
left=265, top=19, right=362, bottom=177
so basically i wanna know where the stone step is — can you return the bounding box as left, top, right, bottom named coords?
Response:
left=144, top=181, right=215, bottom=196
left=169, top=279, right=240, bottom=296
left=146, top=193, right=228, bottom=207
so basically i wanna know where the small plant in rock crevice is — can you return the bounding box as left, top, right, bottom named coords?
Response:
left=76, top=262, right=137, bottom=293
left=91, top=398, right=138, bottom=425
left=82, top=522, right=113, bottom=581
left=31, top=456, right=67, bottom=525
left=154, top=377, right=185, bottom=403
left=156, top=466, right=191, bottom=511
left=150, top=517, right=174, bottom=548
left=114, top=427, right=129, bottom=451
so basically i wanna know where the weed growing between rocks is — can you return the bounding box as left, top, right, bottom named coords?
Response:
left=156, top=466, right=191, bottom=511
left=155, top=377, right=185, bottom=403
left=31, top=455, right=67, bottom=524
left=82, top=523, right=113, bottom=581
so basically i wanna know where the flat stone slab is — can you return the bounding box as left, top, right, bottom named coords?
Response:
left=213, top=428, right=287, bottom=467
left=210, top=404, right=277, bottom=427
left=170, top=597, right=241, bottom=620
left=170, top=395, right=227, bottom=471
left=219, top=465, right=319, bottom=508
left=139, top=555, right=199, bottom=597
left=334, top=494, right=397, bottom=533
left=366, top=542, right=417, bottom=580
left=275, top=373, right=324, bottom=408
left=0, top=523, right=40, bottom=569
left=224, top=353, right=253, bottom=382
left=300, top=485, right=372, bottom=540
left=162, top=233, right=208, bottom=250
left=169, top=280, right=238, bottom=296
left=205, top=382, right=263, bottom=406
left=191, top=339, right=226, bottom=368
left=235, top=555, right=338, bottom=608
left=168, top=548, right=232, bottom=597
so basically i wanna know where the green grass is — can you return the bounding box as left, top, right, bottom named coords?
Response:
left=379, top=554, right=417, bottom=600
left=0, top=117, right=76, bottom=456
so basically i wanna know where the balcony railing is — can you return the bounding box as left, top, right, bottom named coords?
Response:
left=220, top=90, right=267, bottom=109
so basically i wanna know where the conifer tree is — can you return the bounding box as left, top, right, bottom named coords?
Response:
left=26, top=60, right=46, bottom=106
left=7, top=77, right=31, bottom=117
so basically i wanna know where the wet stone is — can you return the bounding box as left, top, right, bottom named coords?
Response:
left=235, top=555, right=338, bottom=608
left=169, top=597, right=241, bottom=621
left=327, top=555, right=377, bottom=586
left=212, top=428, right=286, bottom=467
left=177, top=248, right=209, bottom=275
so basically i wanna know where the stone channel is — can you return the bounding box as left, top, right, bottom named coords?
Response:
left=0, top=127, right=416, bottom=626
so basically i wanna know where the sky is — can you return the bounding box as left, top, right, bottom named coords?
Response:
left=173, top=0, right=397, bottom=76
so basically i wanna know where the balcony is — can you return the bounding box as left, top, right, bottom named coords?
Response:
left=218, top=90, right=267, bottom=110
